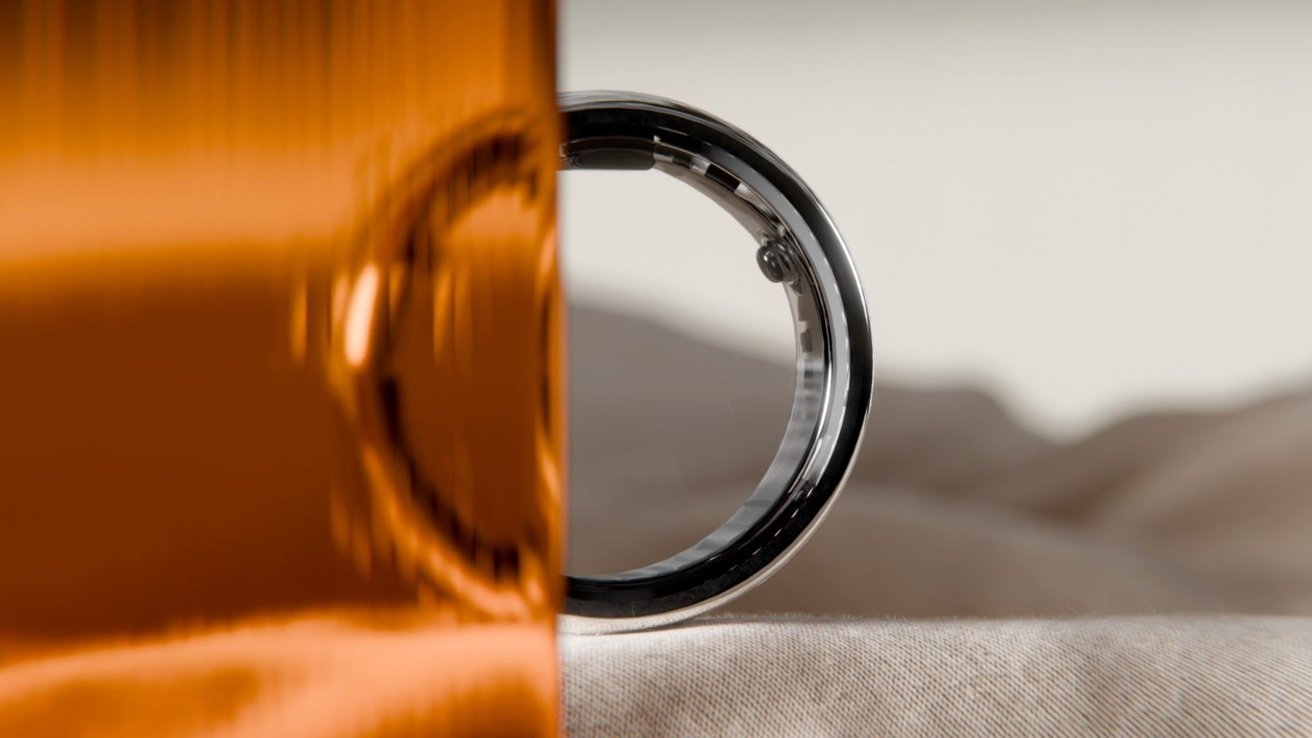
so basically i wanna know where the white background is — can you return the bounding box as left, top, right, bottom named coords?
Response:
left=560, top=0, right=1312, bottom=438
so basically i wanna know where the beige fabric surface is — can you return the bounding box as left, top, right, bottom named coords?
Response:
left=565, top=616, right=1312, bottom=737
left=564, top=307, right=1312, bottom=736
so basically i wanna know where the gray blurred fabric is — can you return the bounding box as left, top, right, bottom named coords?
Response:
left=563, top=306, right=1312, bottom=737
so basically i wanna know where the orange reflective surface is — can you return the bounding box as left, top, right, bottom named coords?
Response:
left=0, top=1, right=562, bottom=735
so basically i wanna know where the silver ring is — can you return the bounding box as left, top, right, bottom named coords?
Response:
left=560, top=91, right=874, bottom=634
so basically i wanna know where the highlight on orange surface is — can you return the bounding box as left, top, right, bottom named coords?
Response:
left=0, top=611, right=557, bottom=738
left=0, top=1, right=563, bottom=735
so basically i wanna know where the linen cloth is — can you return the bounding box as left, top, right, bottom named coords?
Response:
left=564, top=615, right=1312, bottom=737
left=563, top=307, right=1312, bottom=737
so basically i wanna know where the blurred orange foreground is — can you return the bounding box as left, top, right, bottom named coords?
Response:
left=0, top=2, right=564, bottom=735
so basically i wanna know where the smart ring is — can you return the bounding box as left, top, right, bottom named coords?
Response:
left=560, top=91, right=874, bottom=634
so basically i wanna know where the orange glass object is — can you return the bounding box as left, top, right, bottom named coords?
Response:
left=0, top=1, right=562, bottom=735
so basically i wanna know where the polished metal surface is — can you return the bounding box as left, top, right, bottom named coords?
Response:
left=558, top=91, right=874, bottom=634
